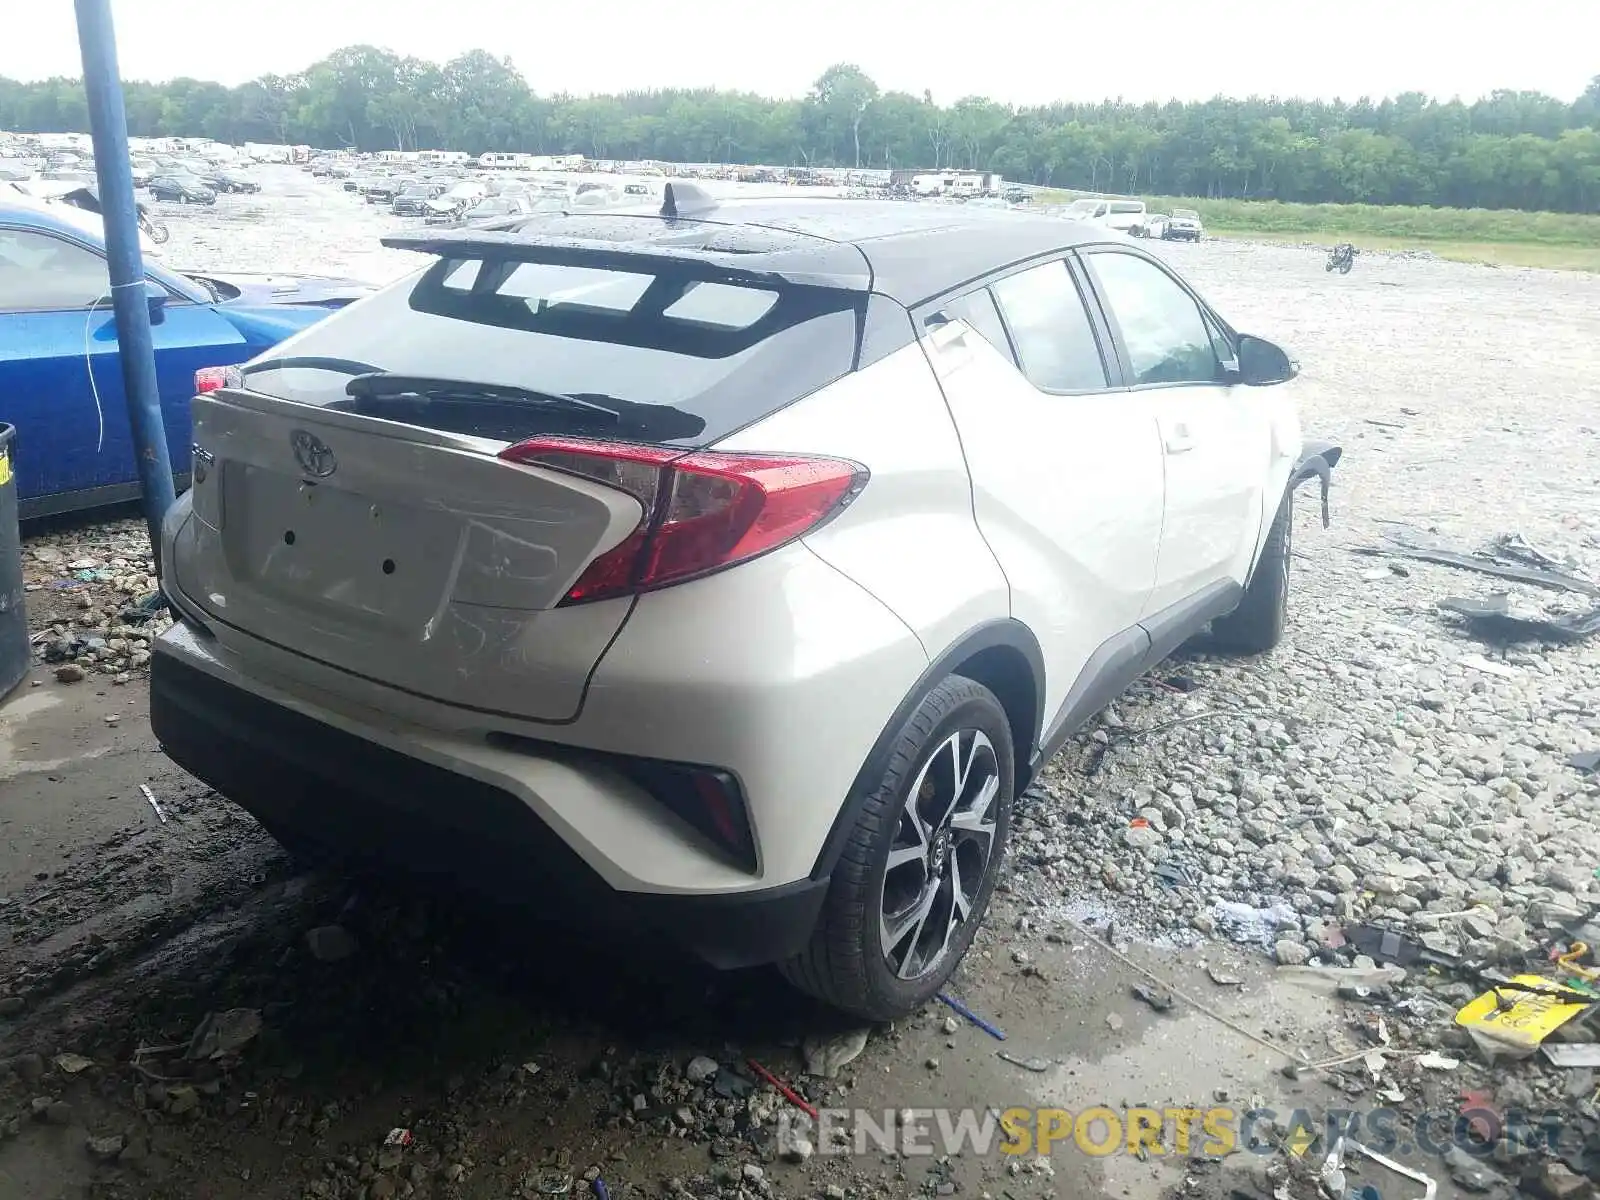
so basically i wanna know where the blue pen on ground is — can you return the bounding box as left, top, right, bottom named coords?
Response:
left=937, top=992, right=1006, bottom=1040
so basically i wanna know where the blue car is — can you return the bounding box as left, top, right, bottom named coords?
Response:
left=0, top=201, right=372, bottom=518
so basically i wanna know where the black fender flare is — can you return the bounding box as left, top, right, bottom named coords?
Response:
left=1290, top=439, right=1342, bottom=528
left=809, top=619, right=1045, bottom=881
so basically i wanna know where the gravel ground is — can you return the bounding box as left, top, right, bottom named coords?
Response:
left=2, top=167, right=1600, bottom=1200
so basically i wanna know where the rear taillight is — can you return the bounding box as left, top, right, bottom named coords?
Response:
left=194, top=365, right=242, bottom=394
left=498, top=436, right=867, bottom=605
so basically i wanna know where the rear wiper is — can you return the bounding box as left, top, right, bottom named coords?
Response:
left=343, top=373, right=620, bottom=422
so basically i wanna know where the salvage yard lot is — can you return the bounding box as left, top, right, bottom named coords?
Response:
left=1041, top=188, right=1600, bottom=271
left=2, top=167, right=1599, bottom=1200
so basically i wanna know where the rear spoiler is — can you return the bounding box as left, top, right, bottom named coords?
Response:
left=380, top=226, right=872, bottom=292
left=1291, top=439, right=1342, bottom=528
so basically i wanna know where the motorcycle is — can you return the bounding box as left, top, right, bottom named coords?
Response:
left=1326, top=243, right=1358, bottom=274
left=139, top=207, right=170, bottom=244
left=56, top=182, right=168, bottom=244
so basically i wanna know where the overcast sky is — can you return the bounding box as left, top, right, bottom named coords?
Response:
left=4, top=0, right=1594, bottom=106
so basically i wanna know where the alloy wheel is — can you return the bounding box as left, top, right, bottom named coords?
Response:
left=878, top=728, right=1002, bottom=980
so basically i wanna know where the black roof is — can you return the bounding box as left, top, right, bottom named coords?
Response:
left=382, top=195, right=1118, bottom=306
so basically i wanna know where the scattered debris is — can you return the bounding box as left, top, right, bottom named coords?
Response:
left=1321, top=1135, right=1438, bottom=1200
left=936, top=993, right=1006, bottom=1040
left=1366, top=527, right=1600, bottom=596
left=996, top=1051, right=1051, bottom=1072
left=684, top=1055, right=719, bottom=1084
left=140, top=782, right=167, bottom=824
left=1441, top=1144, right=1505, bottom=1193
left=1457, top=652, right=1519, bottom=680
left=1132, top=983, right=1175, bottom=1012
left=1454, top=974, right=1593, bottom=1059
left=184, top=1008, right=263, bottom=1061
left=53, top=1052, right=94, bottom=1075
left=745, top=1058, right=817, bottom=1119
left=1204, top=963, right=1244, bottom=987
left=1542, top=1043, right=1600, bottom=1067
left=84, top=1133, right=125, bottom=1161
left=1441, top=592, right=1600, bottom=644
left=801, top=1028, right=871, bottom=1077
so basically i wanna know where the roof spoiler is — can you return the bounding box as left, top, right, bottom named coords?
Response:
left=378, top=229, right=870, bottom=291
left=660, top=181, right=718, bottom=218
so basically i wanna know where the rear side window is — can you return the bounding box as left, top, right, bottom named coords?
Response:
left=990, top=260, right=1109, bottom=392
left=934, top=289, right=1011, bottom=358
left=242, top=258, right=910, bottom=448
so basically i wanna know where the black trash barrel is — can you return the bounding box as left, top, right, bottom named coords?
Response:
left=0, top=424, right=27, bottom=699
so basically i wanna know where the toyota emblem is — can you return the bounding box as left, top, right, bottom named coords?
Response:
left=290, top=429, right=337, bottom=478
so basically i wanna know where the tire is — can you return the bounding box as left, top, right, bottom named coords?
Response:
left=1211, top=488, right=1292, bottom=654
left=779, top=675, right=1015, bottom=1021
left=1339, top=259, right=1354, bottom=274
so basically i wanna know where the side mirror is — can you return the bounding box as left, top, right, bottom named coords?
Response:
left=146, top=292, right=168, bottom=327
left=1236, top=334, right=1297, bottom=386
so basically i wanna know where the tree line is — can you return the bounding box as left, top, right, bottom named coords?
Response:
left=3, top=49, right=1599, bottom=213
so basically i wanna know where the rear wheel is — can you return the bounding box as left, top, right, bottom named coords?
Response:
left=1211, top=489, right=1292, bottom=654
left=779, top=676, right=1014, bottom=1020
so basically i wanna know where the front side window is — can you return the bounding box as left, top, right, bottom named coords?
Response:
left=1086, top=251, right=1223, bottom=387
left=0, top=228, right=109, bottom=312
left=989, top=259, right=1109, bottom=392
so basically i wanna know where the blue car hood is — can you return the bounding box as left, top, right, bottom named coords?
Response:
left=185, top=270, right=374, bottom=308
left=212, top=301, right=345, bottom=344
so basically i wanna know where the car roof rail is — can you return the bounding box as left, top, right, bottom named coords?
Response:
left=660, top=181, right=718, bottom=219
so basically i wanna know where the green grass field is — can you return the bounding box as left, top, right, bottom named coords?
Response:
left=1035, top=190, right=1600, bottom=271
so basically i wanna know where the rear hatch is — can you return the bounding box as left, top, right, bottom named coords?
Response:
left=172, top=212, right=882, bottom=721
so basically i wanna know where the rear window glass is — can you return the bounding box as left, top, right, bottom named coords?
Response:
left=241, top=258, right=908, bottom=448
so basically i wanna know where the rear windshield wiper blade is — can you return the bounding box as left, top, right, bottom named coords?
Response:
left=343, top=373, right=620, bottom=422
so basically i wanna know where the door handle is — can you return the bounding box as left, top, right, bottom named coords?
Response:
left=1164, top=424, right=1195, bottom=455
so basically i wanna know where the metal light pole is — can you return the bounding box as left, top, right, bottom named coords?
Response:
left=75, top=0, right=175, bottom=558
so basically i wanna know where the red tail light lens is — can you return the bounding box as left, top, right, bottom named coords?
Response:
left=498, top=436, right=868, bottom=604
left=194, top=365, right=242, bottom=394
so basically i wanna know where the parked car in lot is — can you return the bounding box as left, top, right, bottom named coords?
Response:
left=210, top=169, right=261, bottom=195
left=0, top=202, right=372, bottom=517
left=390, top=182, right=445, bottom=216
left=148, top=174, right=217, bottom=205
left=149, top=186, right=1338, bottom=1019
left=457, top=194, right=540, bottom=223
left=365, top=177, right=413, bottom=204
left=1062, top=195, right=1148, bottom=232
left=1162, top=208, right=1204, bottom=241
left=1129, top=212, right=1165, bottom=238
